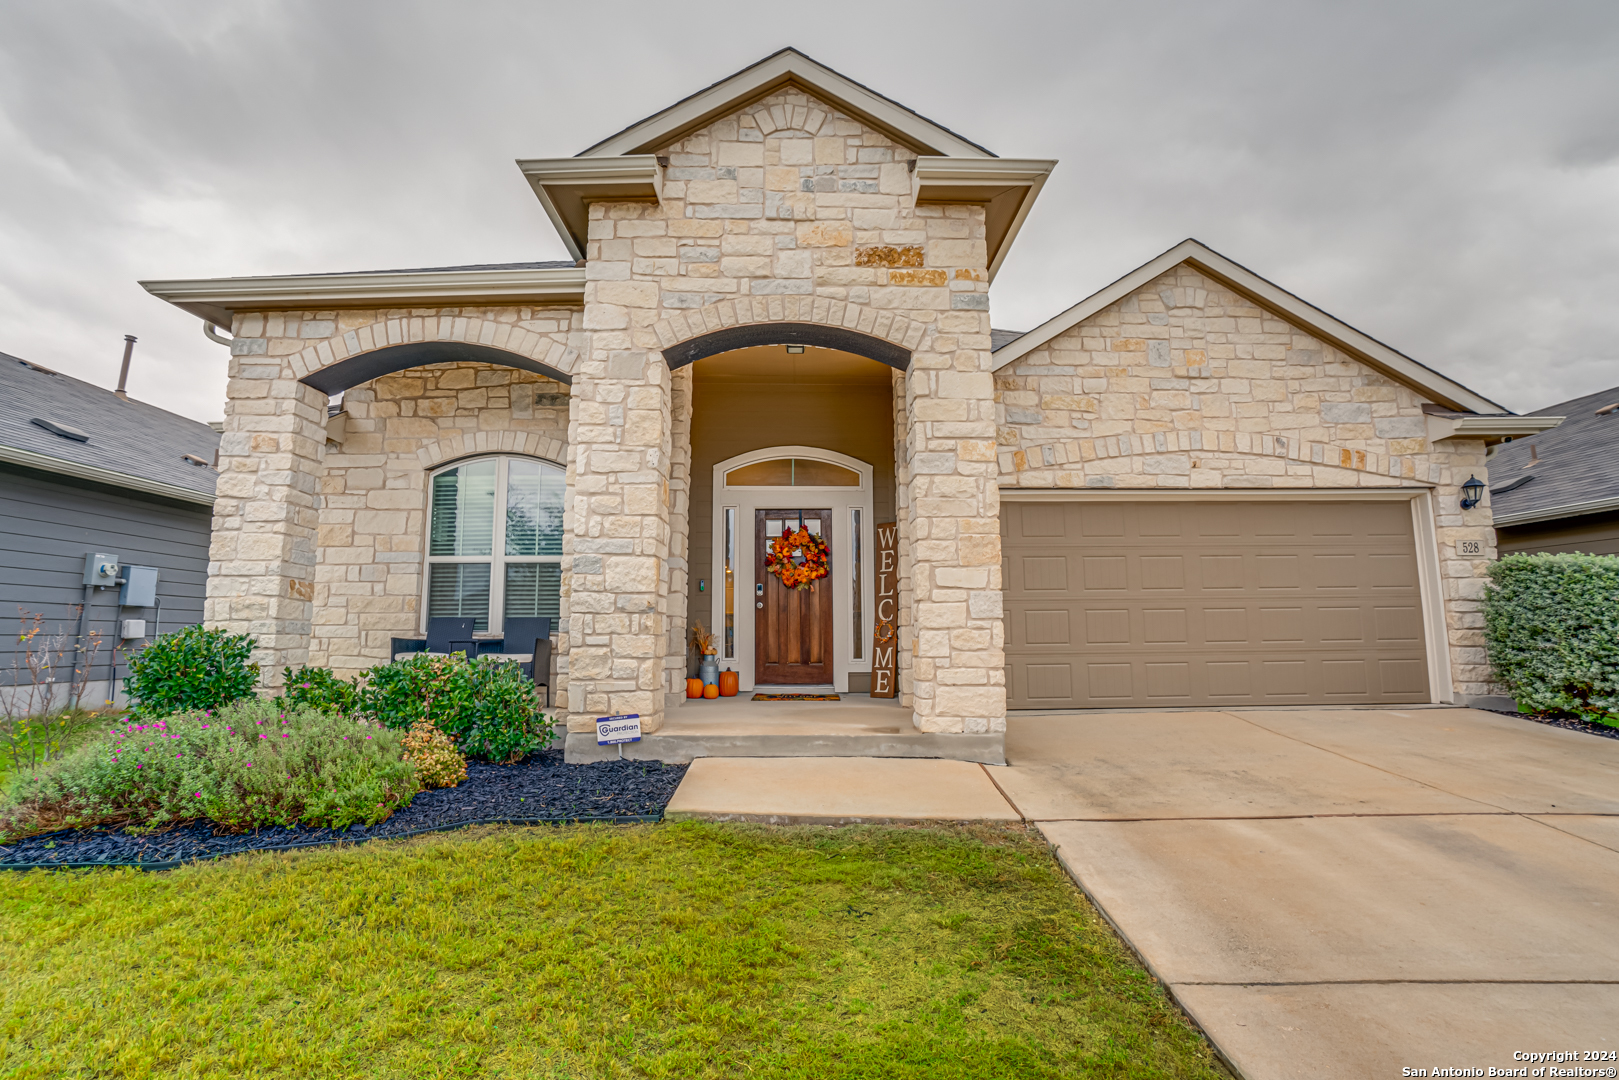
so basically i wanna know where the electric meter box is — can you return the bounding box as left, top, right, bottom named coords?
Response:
left=120, top=566, right=159, bottom=608
left=82, top=553, right=120, bottom=587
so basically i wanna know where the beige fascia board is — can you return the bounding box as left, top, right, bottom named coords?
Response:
left=913, top=158, right=1055, bottom=281
left=516, top=156, right=661, bottom=261
left=1000, top=486, right=1431, bottom=501
left=140, top=266, right=588, bottom=326
left=1426, top=413, right=1564, bottom=444
left=578, top=49, right=994, bottom=160
left=1493, top=495, right=1619, bottom=528
left=0, top=443, right=215, bottom=506
left=991, top=239, right=1508, bottom=415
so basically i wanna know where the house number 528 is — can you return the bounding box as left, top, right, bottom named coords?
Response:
left=1458, top=540, right=1483, bottom=556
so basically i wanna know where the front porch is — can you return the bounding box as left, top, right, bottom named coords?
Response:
left=566, top=692, right=1005, bottom=764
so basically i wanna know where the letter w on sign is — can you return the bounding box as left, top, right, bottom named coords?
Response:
left=871, top=522, right=899, bottom=698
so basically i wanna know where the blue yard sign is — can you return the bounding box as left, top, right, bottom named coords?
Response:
left=596, top=714, right=642, bottom=745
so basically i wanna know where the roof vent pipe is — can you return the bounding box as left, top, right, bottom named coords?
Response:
left=115, top=335, right=136, bottom=399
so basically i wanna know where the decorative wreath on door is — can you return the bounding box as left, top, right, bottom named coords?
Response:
left=765, top=525, right=830, bottom=591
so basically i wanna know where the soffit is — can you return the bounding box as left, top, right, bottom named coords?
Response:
left=141, top=263, right=586, bottom=326
left=913, top=158, right=1055, bottom=281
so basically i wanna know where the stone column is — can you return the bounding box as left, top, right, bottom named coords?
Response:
left=564, top=346, right=673, bottom=732
left=665, top=365, right=695, bottom=710
left=207, top=345, right=327, bottom=689
left=892, top=365, right=915, bottom=707
left=905, top=309, right=1007, bottom=734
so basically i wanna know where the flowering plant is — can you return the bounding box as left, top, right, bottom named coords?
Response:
left=765, top=526, right=829, bottom=591
left=0, top=699, right=415, bottom=838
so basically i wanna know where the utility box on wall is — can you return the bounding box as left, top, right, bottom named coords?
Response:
left=120, top=566, right=159, bottom=608
left=83, top=552, right=119, bottom=587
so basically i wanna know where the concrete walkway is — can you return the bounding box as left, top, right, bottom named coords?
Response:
left=664, top=756, right=1021, bottom=824
left=1006, top=708, right=1619, bottom=1079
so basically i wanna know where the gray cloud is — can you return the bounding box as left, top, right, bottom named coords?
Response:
left=2, top=0, right=1615, bottom=418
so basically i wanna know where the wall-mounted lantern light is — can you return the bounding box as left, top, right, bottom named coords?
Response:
left=1460, top=475, right=1485, bottom=510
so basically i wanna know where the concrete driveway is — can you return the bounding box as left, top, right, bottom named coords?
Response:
left=1000, top=708, right=1619, bottom=1080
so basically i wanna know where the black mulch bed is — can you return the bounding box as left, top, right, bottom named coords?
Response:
left=0, top=751, right=688, bottom=871
left=1480, top=707, right=1619, bottom=741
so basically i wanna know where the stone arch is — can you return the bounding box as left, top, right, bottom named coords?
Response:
left=415, top=429, right=568, bottom=472
left=1000, top=430, right=1430, bottom=484
left=283, top=312, right=583, bottom=393
left=649, top=296, right=928, bottom=368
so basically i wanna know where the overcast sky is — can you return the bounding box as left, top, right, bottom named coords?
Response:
left=2, top=0, right=1616, bottom=421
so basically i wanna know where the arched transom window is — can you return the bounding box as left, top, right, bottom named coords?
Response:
left=426, top=455, right=563, bottom=633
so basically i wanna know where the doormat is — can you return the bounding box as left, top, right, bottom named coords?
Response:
left=751, top=693, right=841, bottom=701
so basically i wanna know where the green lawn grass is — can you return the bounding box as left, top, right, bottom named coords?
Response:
left=0, top=822, right=1223, bottom=1079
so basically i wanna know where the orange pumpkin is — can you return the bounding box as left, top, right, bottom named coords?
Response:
left=718, top=669, right=739, bottom=697
left=702, top=683, right=719, bottom=699
left=686, top=677, right=704, bottom=699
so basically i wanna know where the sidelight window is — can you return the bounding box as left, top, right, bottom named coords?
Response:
left=426, top=455, right=564, bottom=633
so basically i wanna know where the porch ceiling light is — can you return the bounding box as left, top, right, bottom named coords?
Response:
left=1459, top=475, right=1485, bottom=510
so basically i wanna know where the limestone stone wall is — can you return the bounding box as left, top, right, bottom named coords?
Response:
left=311, top=363, right=569, bottom=677
left=569, top=86, right=1004, bottom=734
left=995, top=264, right=1498, bottom=702
left=208, top=352, right=326, bottom=686
left=218, top=305, right=584, bottom=689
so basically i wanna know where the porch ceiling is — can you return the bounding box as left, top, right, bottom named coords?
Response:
left=694, top=345, right=894, bottom=385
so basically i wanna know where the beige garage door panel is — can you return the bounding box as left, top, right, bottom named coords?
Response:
left=1003, top=500, right=1430, bottom=709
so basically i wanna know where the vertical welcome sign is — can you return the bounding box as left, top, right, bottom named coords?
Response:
left=871, top=522, right=899, bottom=698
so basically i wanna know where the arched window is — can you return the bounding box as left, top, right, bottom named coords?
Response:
left=426, top=455, right=563, bottom=633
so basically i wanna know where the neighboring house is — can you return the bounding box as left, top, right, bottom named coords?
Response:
left=1488, top=384, right=1619, bottom=556
left=139, top=48, right=1559, bottom=761
left=0, top=351, right=219, bottom=710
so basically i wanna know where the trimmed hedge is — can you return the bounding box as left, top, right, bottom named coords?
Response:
left=1484, top=553, right=1619, bottom=724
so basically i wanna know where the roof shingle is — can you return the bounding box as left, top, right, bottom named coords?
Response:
left=0, top=351, right=220, bottom=500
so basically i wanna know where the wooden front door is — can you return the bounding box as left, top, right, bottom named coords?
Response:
left=755, top=509, right=834, bottom=685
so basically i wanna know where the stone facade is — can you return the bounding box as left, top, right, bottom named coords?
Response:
left=994, top=265, right=1497, bottom=701
left=311, top=363, right=569, bottom=675
left=194, top=69, right=1515, bottom=734
left=566, top=87, right=1005, bottom=735
left=214, top=306, right=584, bottom=687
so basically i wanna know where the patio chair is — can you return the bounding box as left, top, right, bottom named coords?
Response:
left=500, top=617, right=552, bottom=705
left=425, top=617, right=477, bottom=657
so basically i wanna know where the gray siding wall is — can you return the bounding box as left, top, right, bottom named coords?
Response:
left=1496, top=510, right=1619, bottom=557
left=0, top=462, right=212, bottom=704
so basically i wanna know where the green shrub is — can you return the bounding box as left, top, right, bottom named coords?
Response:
left=1, top=699, right=417, bottom=838
left=276, top=666, right=361, bottom=717
left=124, top=626, right=259, bottom=718
left=362, top=653, right=551, bottom=761
left=1484, top=553, right=1619, bottom=725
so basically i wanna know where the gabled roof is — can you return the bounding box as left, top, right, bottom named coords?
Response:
left=0, top=351, right=220, bottom=505
left=1489, top=385, right=1619, bottom=527
left=990, top=239, right=1508, bottom=415
left=577, top=47, right=995, bottom=159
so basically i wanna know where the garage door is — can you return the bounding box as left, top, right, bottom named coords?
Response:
left=1002, top=499, right=1430, bottom=709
